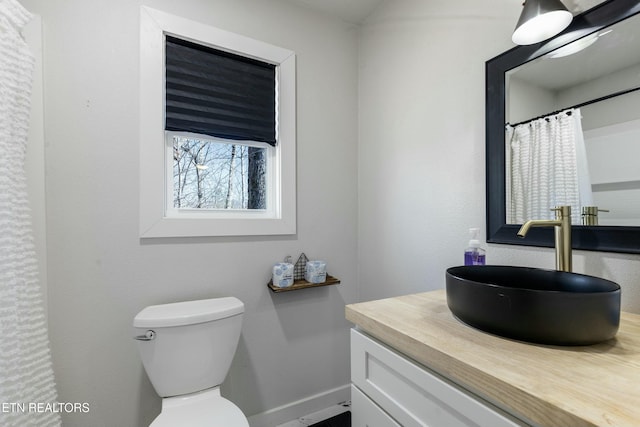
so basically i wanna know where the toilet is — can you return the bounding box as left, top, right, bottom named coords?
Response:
left=133, top=297, right=249, bottom=427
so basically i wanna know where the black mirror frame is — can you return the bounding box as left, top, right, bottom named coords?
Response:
left=486, top=0, right=640, bottom=254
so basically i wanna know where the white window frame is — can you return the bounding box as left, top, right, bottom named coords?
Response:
left=139, top=7, right=296, bottom=238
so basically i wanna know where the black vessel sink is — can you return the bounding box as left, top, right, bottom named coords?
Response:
left=445, top=266, right=621, bottom=345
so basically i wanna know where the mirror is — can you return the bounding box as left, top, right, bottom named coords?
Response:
left=486, top=0, right=640, bottom=254
left=506, top=12, right=640, bottom=227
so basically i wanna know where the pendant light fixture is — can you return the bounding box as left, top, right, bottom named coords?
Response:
left=512, top=0, right=573, bottom=45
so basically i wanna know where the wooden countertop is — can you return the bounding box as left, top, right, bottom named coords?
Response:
left=346, top=290, right=640, bottom=427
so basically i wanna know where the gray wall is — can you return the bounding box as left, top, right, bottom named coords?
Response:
left=358, top=0, right=640, bottom=309
left=20, top=0, right=358, bottom=426
left=507, top=77, right=556, bottom=124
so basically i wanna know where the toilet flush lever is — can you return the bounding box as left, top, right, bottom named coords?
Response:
left=134, top=330, right=156, bottom=341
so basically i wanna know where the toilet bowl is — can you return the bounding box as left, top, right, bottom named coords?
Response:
left=134, top=297, right=249, bottom=427
left=148, top=388, right=247, bottom=427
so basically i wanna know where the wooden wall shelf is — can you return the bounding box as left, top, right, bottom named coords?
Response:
left=268, top=275, right=341, bottom=293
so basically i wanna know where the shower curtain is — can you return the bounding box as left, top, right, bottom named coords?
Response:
left=0, top=1, right=61, bottom=426
left=506, top=108, right=593, bottom=225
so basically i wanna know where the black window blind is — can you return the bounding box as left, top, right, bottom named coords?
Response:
left=165, top=35, right=277, bottom=146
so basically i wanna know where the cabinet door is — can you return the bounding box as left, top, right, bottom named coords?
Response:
left=351, top=329, right=527, bottom=427
left=352, top=385, right=401, bottom=427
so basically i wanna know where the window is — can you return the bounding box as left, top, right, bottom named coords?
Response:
left=168, top=133, right=272, bottom=212
left=139, top=7, right=296, bottom=237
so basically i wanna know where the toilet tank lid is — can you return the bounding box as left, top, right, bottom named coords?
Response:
left=133, top=297, right=244, bottom=328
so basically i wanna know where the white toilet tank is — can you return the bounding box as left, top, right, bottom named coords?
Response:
left=134, top=297, right=244, bottom=398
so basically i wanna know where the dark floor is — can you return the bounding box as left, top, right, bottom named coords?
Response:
left=308, top=411, right=351, bottom=427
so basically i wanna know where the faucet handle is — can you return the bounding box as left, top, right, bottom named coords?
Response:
left=582, top=206, right=609, bottom=215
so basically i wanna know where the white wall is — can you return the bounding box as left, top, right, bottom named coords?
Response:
left=20, top=0, right=358, bottom=426
left=583, top=119, right=640, bottom=226
left=507, top=77, right=556, bottom=124
left=358, top=0, right=640, bottom=310
left=556, top=62, right=640, bottom=127
left=358, top=0, right=520, bottom=301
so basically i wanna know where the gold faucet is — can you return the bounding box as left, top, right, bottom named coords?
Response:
left=517, top=206, right=572, bottom=272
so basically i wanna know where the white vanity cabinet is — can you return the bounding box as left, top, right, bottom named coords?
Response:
left=350, top=329, right=527, bottom=427
left=351, top=385, right=401, bottom=427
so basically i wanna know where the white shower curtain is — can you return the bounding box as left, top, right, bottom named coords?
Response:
left=0, top=1, right=61, bottom=426
left=506, top=108, right=593, bottom=225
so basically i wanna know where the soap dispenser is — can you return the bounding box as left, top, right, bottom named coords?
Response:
left=464, top=228, right=486, bottom=266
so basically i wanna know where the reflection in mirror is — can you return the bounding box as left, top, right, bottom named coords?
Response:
left=505, top=108, right=592, bottom=225
left=485, top=0, right=640, bottom=254
left=505, top=11, right=640, bottom=227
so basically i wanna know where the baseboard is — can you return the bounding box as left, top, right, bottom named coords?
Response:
left=248, top=384, right=350, bottom=427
